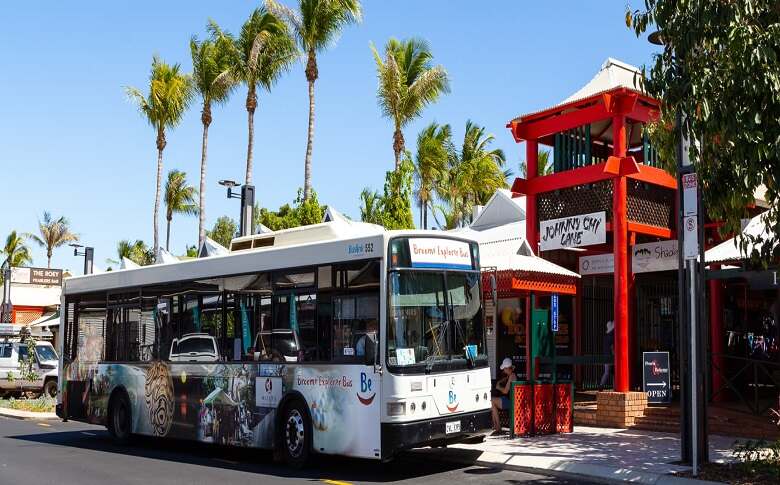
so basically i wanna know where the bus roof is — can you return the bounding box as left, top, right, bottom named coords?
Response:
left=63, top=219, right=478, bottom=296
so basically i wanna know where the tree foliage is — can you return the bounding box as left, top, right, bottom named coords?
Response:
left=414, top=122, right=455, bottom=229
left=207, top=216, right=239, bottom=248
left=30, top=212, right=78, bottom=268
left=519, top=150, right=553, bottom=177
left=191, top=30, right=235, bottom=247
left=112, top=239, right=155, bottom=266
left=164, top=169, right=198, bottom=251
left=125, top=56, right=194, bottom=254
left=359, top=157, right=415, bottom=230
left=434, top=120, right=509, bottom=228
left=371, top=37, right=450, bottom=169
left=1, top=231, right=32, bottom=268
left=255, top=189, right=325, bottom=231
left=627, top=1, right=779, bottom=263
left=266, top=0, right=362, bottom=200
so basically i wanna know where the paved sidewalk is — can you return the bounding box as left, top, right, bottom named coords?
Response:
left=415, top=426, right=740, bottom=485
left=0, top=407, right=58, bottom=420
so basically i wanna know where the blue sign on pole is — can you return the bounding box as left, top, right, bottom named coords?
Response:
left=551, top=294, right=559, bottom=332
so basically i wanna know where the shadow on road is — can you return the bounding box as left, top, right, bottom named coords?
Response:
left=8, top=428, right=473, bottom=483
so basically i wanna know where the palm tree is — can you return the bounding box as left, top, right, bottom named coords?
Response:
left=125, top=56, right=193, bottom=256
left=372, top=38, right=450, bottom=170
left=108, top=240, right=154, bottom=267
left=458, top=121, right=508, bottom=209
left=211, top=10, right=297, bottom=189
left=1, top=231, right=32, bottom=267
left=435, top=121, right=508, bottom=227
left=414, top=122, right=454, bottom=229
left=359, top=188, right=382, bottom=224
left=191, top=33, right=235, bottom=248
left=30, top=212, right=79, bottom=267
left=164, top=169, right=199, bottom=251
left=520, top=149, right=553, bottom=177
left=267, top=0, right=363, bottom=200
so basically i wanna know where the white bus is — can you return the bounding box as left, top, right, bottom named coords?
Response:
left=57, top=217, right=491, bottom=466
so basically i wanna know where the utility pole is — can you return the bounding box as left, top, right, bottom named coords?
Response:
left=0, top=261, right=11, bottom=323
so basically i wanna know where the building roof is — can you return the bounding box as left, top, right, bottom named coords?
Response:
left=562, top=58, right=644, bottom=105
left=512, top=58, right=645, bottom=124
left=706, top=211, right=778, bottom=264
left=470, top=189, right=526, bottom=230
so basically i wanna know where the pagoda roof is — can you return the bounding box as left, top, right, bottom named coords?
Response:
left=509, top=58, right=656, bottom=126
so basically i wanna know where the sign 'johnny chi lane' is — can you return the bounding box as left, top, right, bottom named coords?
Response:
left=539, top=211, right=606, bottom=251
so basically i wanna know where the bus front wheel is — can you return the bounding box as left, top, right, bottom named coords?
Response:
left=281, top=401, right=311, bottom=468
left=108, top=391, right=132, bottom=445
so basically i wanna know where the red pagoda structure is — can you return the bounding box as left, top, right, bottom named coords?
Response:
left=508, top=58, right=678, bottom=423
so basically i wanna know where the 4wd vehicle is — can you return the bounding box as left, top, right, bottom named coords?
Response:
left=169, top=333, right=220, bottom=362
left=0, top=339, right=59, bottom=398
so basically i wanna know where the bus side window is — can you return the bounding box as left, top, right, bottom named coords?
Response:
left=296, top=292, right=317, bottom=361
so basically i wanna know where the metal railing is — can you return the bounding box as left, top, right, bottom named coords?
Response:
left=710, top=353, right=780, bottom=415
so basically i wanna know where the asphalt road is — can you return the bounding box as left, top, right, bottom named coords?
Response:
left=0, top=416, right=596, bottom=485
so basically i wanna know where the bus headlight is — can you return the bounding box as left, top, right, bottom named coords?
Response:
left=387, top=402, right=406, bottom=416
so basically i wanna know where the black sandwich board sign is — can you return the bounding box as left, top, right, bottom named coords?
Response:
left=642, top=351, right=671, bottom=403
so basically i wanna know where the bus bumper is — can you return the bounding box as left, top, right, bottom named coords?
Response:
left=381, top=409, right=491, bottom=460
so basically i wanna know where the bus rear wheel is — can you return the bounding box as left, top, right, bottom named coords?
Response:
left=281, top=401, right=311, bottom=468
left=108, top=391, right=132, bottom=445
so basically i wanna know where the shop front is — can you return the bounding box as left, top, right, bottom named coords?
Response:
left=706, top=213, right=779, bottom=413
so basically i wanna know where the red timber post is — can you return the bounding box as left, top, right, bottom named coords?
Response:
left=612, top=114, right=630, bottom=393
left=709, top=264, right=725, bottom=401
left=525, top=139, right=539, bottom=253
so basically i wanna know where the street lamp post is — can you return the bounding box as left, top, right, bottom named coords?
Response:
left=70, top=243, right=94, bottom=275
left=0, top=260, right=11, bottom=323
left=219, top=179, right=255, bottom=238
left=649, top=31, right=708, bottom=474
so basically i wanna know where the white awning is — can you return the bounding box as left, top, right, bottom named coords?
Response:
left=30, top=312, right=59, bottom=328
left=706, top=212, right=777, bottom=264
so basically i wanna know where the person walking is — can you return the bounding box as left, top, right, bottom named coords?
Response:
left=599, top=320, right=614, bottom=391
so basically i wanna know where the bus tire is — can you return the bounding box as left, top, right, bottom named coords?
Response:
left=43, top=379, right=57, bottom=399
left=107, top=390, right=132, bottom=445
left=280, top=400, right=311, bottom=468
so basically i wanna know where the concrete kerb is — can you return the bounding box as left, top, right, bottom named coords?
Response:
left=410, top=446, right=727, bottom=485
left=0, top=407, right=59, bottom=421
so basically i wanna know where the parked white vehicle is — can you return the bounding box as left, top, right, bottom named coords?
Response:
left=0, top=339, right=59, bottom=398
left=169, top=333, right=220, bottom=362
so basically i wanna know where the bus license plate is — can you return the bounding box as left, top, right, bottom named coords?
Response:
left=445, top=420, right=461, bottom=434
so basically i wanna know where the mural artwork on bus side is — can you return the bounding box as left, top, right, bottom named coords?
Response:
left=63, top=361, right=380, bottom=458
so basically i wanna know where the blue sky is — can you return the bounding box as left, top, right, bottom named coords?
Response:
left=1, top=1, right=657, bottom=274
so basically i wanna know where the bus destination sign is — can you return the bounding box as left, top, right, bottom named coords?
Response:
left=409, top=238, right=472, bottom=270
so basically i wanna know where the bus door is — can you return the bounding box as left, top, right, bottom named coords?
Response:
left=321, top=293, right=381, bottom=459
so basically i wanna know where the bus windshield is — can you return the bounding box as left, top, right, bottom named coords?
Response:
left=387, top=270, right=486, bottom=373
